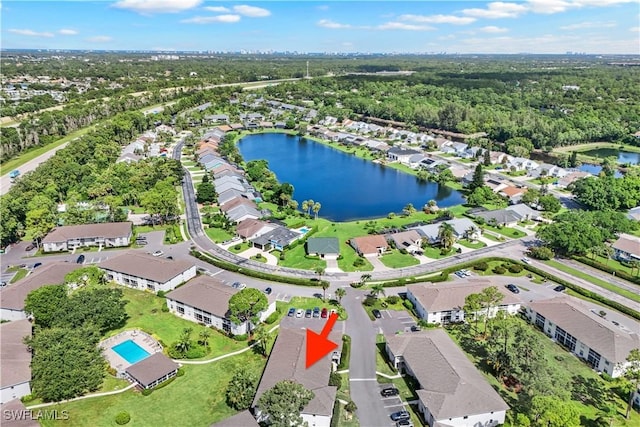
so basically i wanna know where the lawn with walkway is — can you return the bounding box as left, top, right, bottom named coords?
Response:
left=379, top=250, right=420, bottom=269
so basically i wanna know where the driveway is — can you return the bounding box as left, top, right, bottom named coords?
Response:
left=376, top=310, right=417, bottom=335
left=366, top=255, right=391, bottom=271
left=325, top=257, right=342, bottom=273
left=237, top=247, right=278, bottom=265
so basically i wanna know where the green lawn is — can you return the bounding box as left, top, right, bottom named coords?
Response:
left=375, top=334, right=398, bottom=377
left=545, top=260, right=640, bottom=303
left=481, top=232, right=503, bottom=242
left=481, top=224, right=524, bottom=239
left=107, top=285, right=247, bottom=356
left=588, top=253, right=640, bottom=278
left=471, top=260, right=530, bottom=279
left=379, top=250, right=420, bottom=268
left=456, top=239, right=487, bottom=249
left=204, top=226, right=234, bottom=243
left=422, top=246, right=455, bottom=260
left=228, top=241, right=251, bottom=254
left=123, top=205, right=146, bottom=214
left=277, top=244, right=327, bottom=270
left=9, top=268, right=29, bottom=283
left=39, top=351, right=267, bottom=427
left=133, top=224, right=174, bottom=234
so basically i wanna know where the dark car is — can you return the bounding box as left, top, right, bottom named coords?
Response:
left=305, top=309, right=312, bottom=318
left=287, top=308, right=296, bottom=317
left=25, top=243, right=36, bottom=251
left=313, top=307, right=320, bottom=318
left=166, top=256, right=173, bottom=260
left=380, top=387, right=399, bottom=397
left=321, top=308, right=328, bottom=318
left=554, top=285, right=566, bottom=292
left=76, top=254, right=85, bottom=264
left=390, top=411, right=410, bottom=422
left=411, top=325, right=421, bottom=332
left=396, top=420, right=413, bottom=427
left=372, top=309, right=382, bottom=319
left=264, top=287, right=272, bottom=295
left=32, top=262, right=42, bottom=269
left=506, top=284, right=520, bottom=294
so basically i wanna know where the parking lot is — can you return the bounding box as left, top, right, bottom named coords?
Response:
left=377, top=384, right=412, bottom=426
left=375, top=309, right=417, bottom=335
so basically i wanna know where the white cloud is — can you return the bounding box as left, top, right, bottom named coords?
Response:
left=8, top=29, right=54, bottom=37
left=317, top=5, right=330, bottom=11
left=181, top=14, right=241, bottom=24
left=113, top=0, right=202, bottom=14
left=480, top=26, right=509, bottom=33
left=232, top=5, right=270, bottom=18
left=202, top=6, right=230, bottom=13
left=560, top=21, right=616, bottom=30
left=59, top=29, right=78, bottom=35
left=526, top=0, right=576, bottom=14
left=398, top=14, right=476, bottom=25
left=317, top=19, right=351, bottom=29
left=571, top=0, right=636, bottom=6
left=86, top=35, right=112, bottom=43
left=376, top=22, right=434, bottom=31
left=463, top=2, right=529, bottom=19
left=629, top=26, right=640, bottom=32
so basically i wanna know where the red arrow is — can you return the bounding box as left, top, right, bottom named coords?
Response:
left=306, top=312, right=339, bottom=369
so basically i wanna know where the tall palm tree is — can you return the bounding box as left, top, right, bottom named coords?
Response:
left=253, top=325, right=270, bottom=357
left=321, top=280, right=330, bottom=302
left=360, top=274, right=372, bottom=286
left=198, top=330, right=211, bottom=348
left=335, top=288, right=346, bottom=304
left=301, top=200, right=309, bottom=216
left=370, top=284, right=386, bottom=299
left=312, top=202, right=322, bottom=220
left=306, top=199, right=315, bottom=217
left=438, top=222, right=455, bottom=251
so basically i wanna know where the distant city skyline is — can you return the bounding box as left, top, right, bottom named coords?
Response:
left=2, top=1, right=639, bottom=54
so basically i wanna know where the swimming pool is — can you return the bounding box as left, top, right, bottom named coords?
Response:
left=300, top=227, right=310, bottom=234
left=112, top=339, right=150, bottom=365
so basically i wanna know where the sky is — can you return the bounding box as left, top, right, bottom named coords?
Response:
left=2, top=1, right=639, bottom=54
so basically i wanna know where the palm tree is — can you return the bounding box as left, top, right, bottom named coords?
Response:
left=312, top=202, right=321, bottom=220
left=335, top=288, right=346, bottom=304
left=464, top=226, right=479, bottom=242
left=402, top=203, right=416, bottom=216
left=198, top=330, right=211, bottom=348
left=253, top=325, right=270, bottom=357
left=438, top=222, right=455, bottom=251
left=370, top=284, right=385, bottom=299
left=175, top=327, right=193, bottom=354
left=359, top=274, right=372, bottom=286
left=301, top=200, right=309, bottom=216
left=306, top=199, right=314, bottom=217
left=321, top=281, right=330, bottom=302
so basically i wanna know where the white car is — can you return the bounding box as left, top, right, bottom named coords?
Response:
left=296, top=309, right=304, bottom=318
left=152, top=250, right=164, bottom=257
left=232, top=282, right=247, bottom=290
left=521, top=257, right=531, bottom=264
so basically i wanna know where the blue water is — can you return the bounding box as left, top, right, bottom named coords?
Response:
left=579, top=148, right=640, bottom=165
left=237, top=133, right=465, bottom=222
left=112, top=340, right=150, bottom=365
left=578, top=164, right=624, bottom=178
left=300, top=227, right=310, bottom=233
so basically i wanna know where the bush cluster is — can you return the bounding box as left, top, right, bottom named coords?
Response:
left=115, top=412, right=131, bottom=425
left=386, top=295, right=400, bottom=305
left=265, top=312, right=279, bottom=324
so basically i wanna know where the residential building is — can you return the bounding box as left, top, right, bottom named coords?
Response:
left=627, top=206, right=640, bottom=222
left=166, top=276, right=276, bottom=335
left=125, top=353, right=179, bottom=390
left=498, top=186, right=527, bottom=204
left=407, top=281, right=521, bottom=324
left=236, top=219, right=276, bottom=241
left=385, top=329, right=509, bottom=427
left=100, top=252, right=196, bottom=293
left=252, top=327, right=341, bottom=427
left=306, top=237, right=340, bottom=259
left=557, top=171, right=592, bottom=188
left=42, top=222, right=132, bottom=252
left=612, top=234, right=640, bottom=261
left=1, top=262, right=80, bottom=321
left=386, top=230, right=423, bottom=254
left=225, top=204, right=262, bottom=224
left=387, top=147, right=422, bottom=163
left=409, top=218, right=479, bottom=245
left=250, top=226, right=302, bottom=251
left=1, top=398, right=40, bottom=427
left=1, top=320, right=32, bottom=404
left=474, top=209, right=520, bottom=227
left=349, top=235, right=388, bottom=257
left=525, top=297, right=640, bottom=377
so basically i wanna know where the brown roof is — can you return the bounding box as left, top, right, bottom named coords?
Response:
left=408, top=281, right=521, bottom=313
left=1, top=320, right=32, bottom=388
left=166, top=275, right=236, bottom=318
left=125, top=353, right=179, bottom=388
left=99, top=252, right=194, bottom=284
left=236, top=219, right=274, bottom=239
left=211, top=164, right=241, bottom=177
left=0, top=399, right=40, bottom=427
left=528, top=297, right=640, bottom=363
left=386, top=329, right=509, bottom=420
left=351, top=235, right=388, bottom=255
left=220, top=197, right=257, bottom=214
left=42, top=222, right=132, bottom=243
left=0, top=262, right=79, bottom=310
left=210, top=410, right=259, bottom=427
left=217, top=125, right=233, bottom=132
left=612, top=234, right=640, bottom=257
left=253, top=327, right=340, bottom=417
left=500, top=186, right=527, bottom=197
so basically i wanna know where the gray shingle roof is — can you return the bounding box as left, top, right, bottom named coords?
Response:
left=125, top=353, right=179, bottom=388
left=42, top=222, right=132, bottom=243
left=99, top=252, right=194, bottom=284
left=474, top=209, right=521, bottom=225
left=251, top=226, right=301, bottom=247
left=210, top=410, right=259, bottom=427
left=407, top=281, right=521, bottom=313
left=386, top=329, right=509, bottom=420
left=612, top=234, right=640, bottom=258
left=0, top=320, right=32, bottom=389
left=166, top=275, right=236, bottom=318
left=306, top=237, right=340, bottom=255
left=226, top=204, right=262, bottom=222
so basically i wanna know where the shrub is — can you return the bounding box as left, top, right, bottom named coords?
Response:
left=353, top=257, right=366, bottom=267
left=234, top=244, right=241, bottom=251
left=177, top=367, right=185, bottom=377
left=255, top=253, right=262, bottom=260
left=107, top=366, right=117, bottom=376
left=338, top=336, right=351, bottom=370
left=20, top=394, right=35, bottom=403
left=233, top=334, right=248, bottom=341
left=399, top=248, right=408, bottom=255
left=508, top=264, right=524, bottom=273
left=493, top=266, right=506, bottom=274
left=474, top=261, right=489, bottom=271
left=265, top=311, right=279, bottom=324
left=141, top=388, right=153, bottom=396
left=363, top=296, right=377, bottom=307
left=156, top=290, right=167, bottom=298
left=161, top=305, right=169, bottom=312
left=329, top=372, right=342, bottom=389
left=184, top=345, right=207, bottom=359
left=115, top=412, right=131, bottom=425
left=345, top=401, right=357, bottom=413
left=386, top=295, right=399, bottom=305
left=403, top=300, right=414, bottom=310
left=528, top=246, right=554, bottom=260
left=167, top=345, right=185, bottom=359
left=350, top=282, right=363, bottom=288
left=279, top=252, right=286, bottom=261
left=440, top=248, right=451, bottom=255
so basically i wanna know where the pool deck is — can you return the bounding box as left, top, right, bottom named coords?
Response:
left=100, top=330, right=163, bottom=374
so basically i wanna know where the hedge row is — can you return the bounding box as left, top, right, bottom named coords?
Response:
left=338, top=335, right=351, bottom=371
left=190, top=249, right=324, bottom=287
left=523, top=264, right=640, bottom=321
left=573, top=256, right=640, bottom=286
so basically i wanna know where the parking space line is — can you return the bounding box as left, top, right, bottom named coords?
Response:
left=350, top=378, right=377, bottom=382
left=383, top=403, right=406, bottom=408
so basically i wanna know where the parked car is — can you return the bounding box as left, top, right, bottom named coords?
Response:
left=411, top=325, right=421, bottom=332
left=313, top=307, right=320, bottom=318
left=396, top=420, right=413, bottom=427
left=506, top=284, right=520, bottom=294
left=521, top=257, right=531, bottom=264
left=296, top=309, right=304, bottom=318
left=390, top=411, right=410, bottom=422
left=554, top=285, right=566, bottom=292
left=305, top=309, right=312, bottom=318
left=329, top=309, right=337, bottom=316
left=380, top=387, right=399, bottom=397
left=137, top=240, right=148, bottom=245
left=288, top=308, right=296, bottom=317
left=372, top=309, right=382, bottom=319
left=321, top=308, right=328, bottom=318
left=152, top=250, right=164, bottom=257
left=76, top=254, right=85, bottom=264
left=232, top=282, right=246, bottom=290
left=0, top=281, right=7, bottom=288
left=264, top=287, right=272, bottom=295
left=166, top=256, right=173, bottom=260
left=32, top=262, right=42, bottom=269
left=25, top=243, right=35, bottom=251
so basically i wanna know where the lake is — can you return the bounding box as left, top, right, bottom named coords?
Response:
left=237, top=133, right=465, bottom=222
left=579, top=148, right=640, bottom=165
